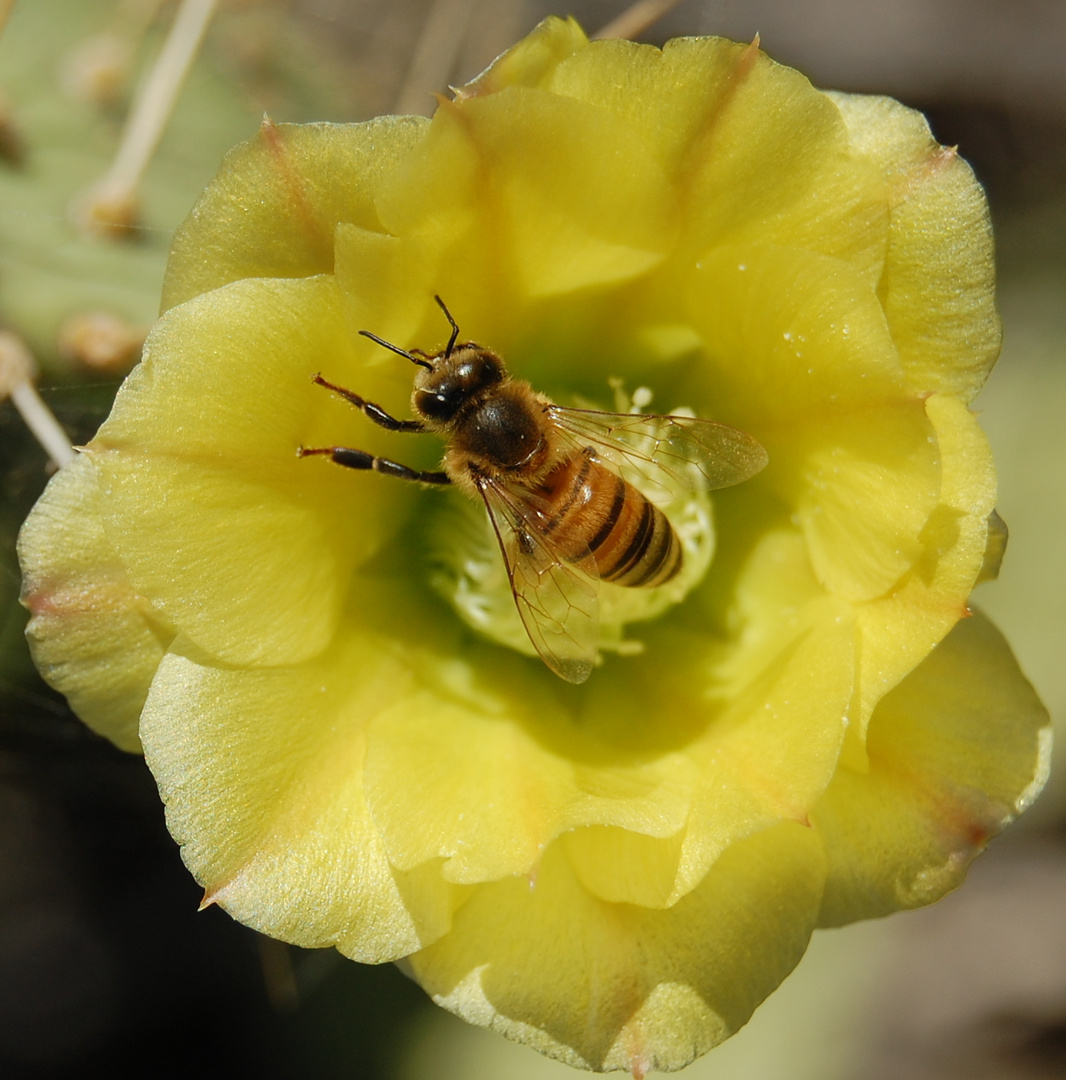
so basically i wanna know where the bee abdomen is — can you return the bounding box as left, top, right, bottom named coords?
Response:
left=537, top=455, right=682, bottom=588
left=585, top=467, right=681, bottom=588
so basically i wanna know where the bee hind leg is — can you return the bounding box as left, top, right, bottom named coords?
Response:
left=298, top=445, right=451, bottom=485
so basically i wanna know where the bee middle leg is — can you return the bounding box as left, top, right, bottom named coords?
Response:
left=312, top=373, right=425, bottom=432
left=298, top=446, right=451, bottom=485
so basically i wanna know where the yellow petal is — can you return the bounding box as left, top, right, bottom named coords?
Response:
left=333, top=225, right=445, bottom=355
left=162, top=116, right=429, bottom=311
left=563, top=826, right=686, bottom=908
left=793, top=402, right=939, bottom=602
left=814, top=611, right=1050, bottom=925
left=852, top=392, right=997, bottom=732
left=89, top=275, right=411, bottom=666
left=141, top=634, right=461, bottom=962
left=546, top=38, right=890, bottom=285
left=18, top=455, right=171, bottom=751
left=455, top=15, right=587, bottom=99
left=361, top=664, right=695, bottom=885
left=829, top=92, right=1000, bottom=401
left=687, top=242, right=906, bottom=431
left=671, top=532, right=855, bottom=898
left=554, top=526, right=854, bottom=908
left=679, top=46, right=884, bottom=274
left=380, top=88, right=676, bottom=301
left=408, top=822, right=825, bottom=1073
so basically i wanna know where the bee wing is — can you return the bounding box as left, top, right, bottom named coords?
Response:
left=548, top=406, right=768, bottom=495
left=475, top=476, right=599, bottom=684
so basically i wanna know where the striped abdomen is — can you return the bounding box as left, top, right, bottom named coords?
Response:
left=535, top=451, right=681, bottom=587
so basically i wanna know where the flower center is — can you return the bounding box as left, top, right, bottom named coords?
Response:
left=424, top=385, right=717, bottom=667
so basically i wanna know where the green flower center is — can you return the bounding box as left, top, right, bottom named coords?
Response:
left=425, top=383, right=717, bottom=668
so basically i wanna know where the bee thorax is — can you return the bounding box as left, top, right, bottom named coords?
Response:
left=459, top=394, right=545, bottom=470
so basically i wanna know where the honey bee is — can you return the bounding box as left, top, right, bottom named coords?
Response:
left=300, top=297, right=767, bottom=683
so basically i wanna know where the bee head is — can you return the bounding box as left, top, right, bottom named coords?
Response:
left=358, top=297, right=504, bottom=423
left=413, top=346, right=504, bottom=422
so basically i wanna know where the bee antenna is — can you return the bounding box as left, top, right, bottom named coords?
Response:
left=358, top=329, right=434, bottom=371
left=433, top=295, right=460, bottom=358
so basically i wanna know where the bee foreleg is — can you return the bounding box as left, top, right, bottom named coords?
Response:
left=298, top=445, right=451, bottom=485
left=312, top=374, right=425, bottom=432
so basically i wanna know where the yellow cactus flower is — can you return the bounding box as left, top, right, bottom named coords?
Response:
left=18, top=17, right=1050, bottom=1075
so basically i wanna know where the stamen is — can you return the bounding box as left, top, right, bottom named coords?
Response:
left=74, top=0, right=219, bottom=237
left=593, top=0, right=687, bottom=41
left=0, top=332, right=76, bottom=469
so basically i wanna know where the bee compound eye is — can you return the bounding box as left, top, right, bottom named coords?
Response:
left=417, top=384, right=460, bottom=420
left=455, top=354, right=501, bottom=390
left=475, top=354, right=503, bottom=386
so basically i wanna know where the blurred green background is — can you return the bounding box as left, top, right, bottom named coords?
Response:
left=1, top=1, right=1063, bottom=1077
